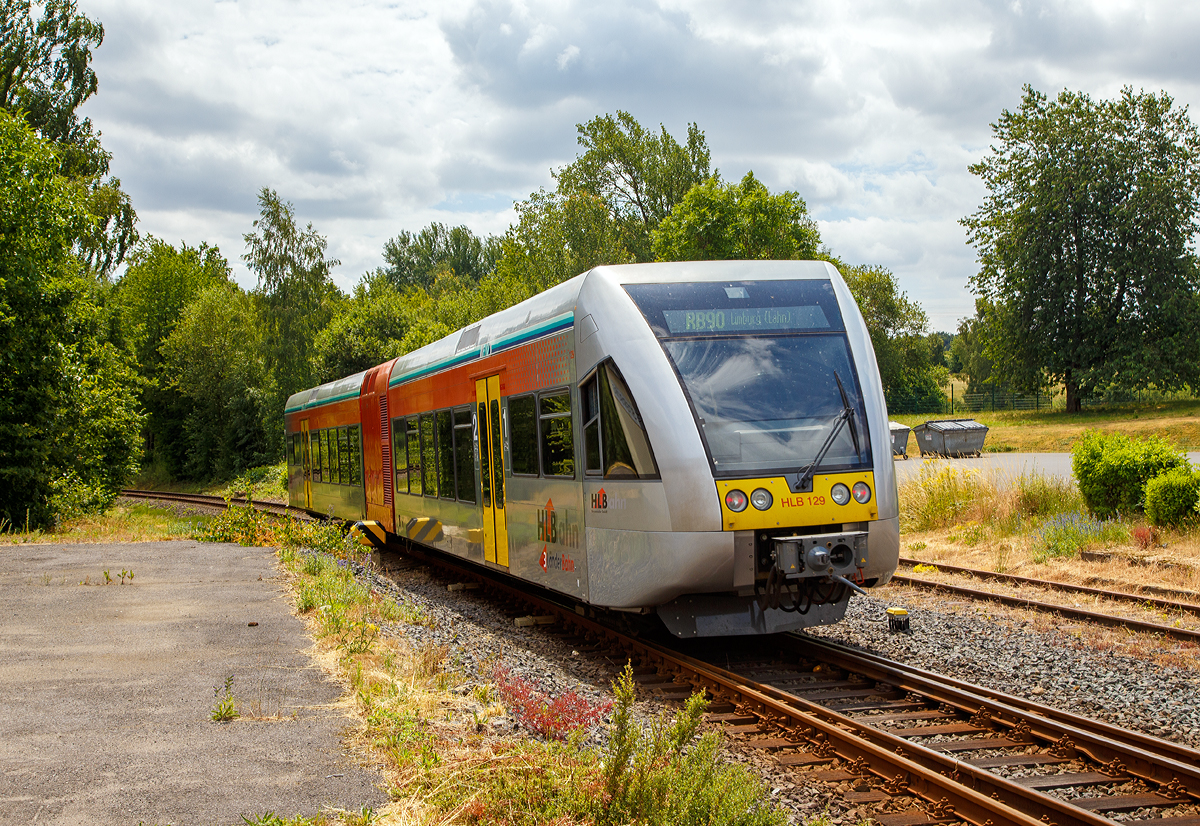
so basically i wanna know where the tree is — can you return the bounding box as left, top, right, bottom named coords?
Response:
left=840, top=264, right=946, bottom=409
left=381, top=222, right=500, bottom=290
left=243, top=188, right=342, bottom=448
left=651, top=172, right=821, bottom=262
left=949, top=307, right=998, bottom=394
left=963, top=86, right=1200, bottom=411
left=0, top=110, right=142, bottom=526
left=114, top=237, right=231, bottom=474
left=556, top=110, right=711, bottom=261
left=160, top=283, right=270, bottom=479
left=495, top=189, right=632, bottom=292
left=1, top=0, right=137, bottom=279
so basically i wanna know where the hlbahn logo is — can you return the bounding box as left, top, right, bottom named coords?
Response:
left=536, top=498, right=579, bottom=548
left=591, top=488, right=607, bottom=510
left=539, top=544, right=576, bottom=572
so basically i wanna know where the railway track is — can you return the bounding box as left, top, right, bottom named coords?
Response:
left=890, top=558, right=1200, bottom=644
left=119, top=489, right=312, bottom=519
left=377, top=538, right=1200, bottom=826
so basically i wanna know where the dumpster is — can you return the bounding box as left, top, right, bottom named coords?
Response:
left=889, top=421, right=911, bottom=458
left=913, top=418, right=988, bottom=457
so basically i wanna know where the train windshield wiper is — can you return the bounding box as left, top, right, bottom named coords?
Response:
left=795, top=371, right=861, bottom=492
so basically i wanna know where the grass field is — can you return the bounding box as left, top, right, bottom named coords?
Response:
left=891, top=399, right=1200, bottom=453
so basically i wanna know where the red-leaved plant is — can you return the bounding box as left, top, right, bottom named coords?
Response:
left=491, top=663, right=612, bottom=741
left=1132, top=525, right=1159, bottom=550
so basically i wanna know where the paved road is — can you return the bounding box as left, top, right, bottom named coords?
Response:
left=893, top=451, right=1200, bottom=483
left=0, top=540, right=385, bottom=826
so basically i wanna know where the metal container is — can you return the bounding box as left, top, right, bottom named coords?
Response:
left=912, top=418, right=988, bottom=457
left=888, top=421, right=911, bottom=458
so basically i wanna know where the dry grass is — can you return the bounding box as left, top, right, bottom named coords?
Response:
left=0, top=503, right=210, bottom=546
left=890, top=399, right=1200, bottom=453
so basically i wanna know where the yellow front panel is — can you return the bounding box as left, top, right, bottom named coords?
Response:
left=716, top=471, right=878, bottom=531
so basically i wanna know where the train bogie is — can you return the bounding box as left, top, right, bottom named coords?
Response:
left=285, top=260, right=900, bottom=637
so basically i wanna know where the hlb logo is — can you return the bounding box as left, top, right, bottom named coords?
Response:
left=539, top=543, right=575, bottom=572
left=537, top=498, right=579, bottom=547
left=591, top=488, right=607, bottom=511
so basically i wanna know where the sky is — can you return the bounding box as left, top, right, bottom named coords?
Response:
left=79, top=0, right=1200, bottom=331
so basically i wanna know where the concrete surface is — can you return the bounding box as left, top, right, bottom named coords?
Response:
left=0, top=540, right=386, bottom=826
left=893, top=451, right=1200, bottom=483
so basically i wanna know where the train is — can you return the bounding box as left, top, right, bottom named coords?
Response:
left=284, top=260, right=899, bottom=637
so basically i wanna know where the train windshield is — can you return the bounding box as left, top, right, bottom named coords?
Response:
left=624, top=280, right=872, bottom=476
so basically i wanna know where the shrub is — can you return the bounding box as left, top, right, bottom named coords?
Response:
left=1144, top=467, right=1200, bottom=527
left=1071, top=430, right=1185, bottom=517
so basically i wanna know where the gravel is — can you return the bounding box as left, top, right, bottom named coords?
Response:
left=807, top=593, right=1200, bottom=750
left=328, top=552, right=1200, bottom=824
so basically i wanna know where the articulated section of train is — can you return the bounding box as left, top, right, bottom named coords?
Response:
left=284, top=261, right=899, bottom=637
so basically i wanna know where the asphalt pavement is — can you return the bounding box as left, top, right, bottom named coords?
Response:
left=0, top=540, right=385, bottom=826
left=892, top=450, right=1200, bottom=482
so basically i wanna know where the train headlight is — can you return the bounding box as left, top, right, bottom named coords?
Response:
left=852, top=481, right=872, bottom=504
left=830, top=483, right=851, bottom=505
left=750, top=488, right=773, bottom=510
left=725, top=489, right=748, bottom=512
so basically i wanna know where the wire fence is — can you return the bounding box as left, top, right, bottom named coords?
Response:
left=887, top=387, right=1197, bottom=416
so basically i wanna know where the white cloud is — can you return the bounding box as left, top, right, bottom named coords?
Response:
left=79, top=0, right=1200, bottom=328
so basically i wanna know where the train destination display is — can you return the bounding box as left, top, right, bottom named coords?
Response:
left=661, top=305, right=830, bottom=334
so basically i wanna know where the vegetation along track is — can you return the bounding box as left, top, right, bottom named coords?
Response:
left=381, top=537, right=1200, bottom=826
left=119, top=489, right=312, bottom=520
left=891, top=558, right=1200, bottom=644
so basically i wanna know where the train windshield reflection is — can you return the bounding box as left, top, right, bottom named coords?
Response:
left=663, top=335, right=871, bottom=474
left=624, top=280, right=870, bottom=475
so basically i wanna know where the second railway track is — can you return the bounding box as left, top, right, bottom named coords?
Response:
left=377, top=538, right=1200, bottom=826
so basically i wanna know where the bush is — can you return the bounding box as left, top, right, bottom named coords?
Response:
left=1071, top=430, right=1185, bottom=517
left=1144, top=467, right=1200, bottom=527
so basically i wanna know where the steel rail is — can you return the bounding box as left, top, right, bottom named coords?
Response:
left=889, top=574, right=1200, bottom=644
left=898, top=557, right=1200, bottom=615
left=786, top=634, right=1200, bottom=794
left=380, top=537, right=1197, bottom=826
left=119, top=489, right=311, bottom=519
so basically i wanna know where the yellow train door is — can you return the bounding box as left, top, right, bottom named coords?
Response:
left=300, top=419, right=312, bottom=509
left=476, top=375, right=509, bottom=567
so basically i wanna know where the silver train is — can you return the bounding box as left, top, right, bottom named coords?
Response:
left=284, top=260, right=899, bottom=637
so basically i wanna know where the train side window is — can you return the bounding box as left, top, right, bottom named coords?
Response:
left=311, top=431, right=322, bottom=483
left=508, top=395, right=538, bottom=475
left=420, top=414, right=437, bottom=497
left=581, top=378, right=601, bottom=475
left=407, top=418, right=422, bottom=496
left=330, top=428, right=342, bottom=484
left=454, top=407, right=476, bottom=502
left=348, top=426, right=362, bottom=485
left=598, top=362, right=659, bottom=479
left=337, top=427, right=349, bottom=484
left=539, top=390, right=575, bottom=477
left=322, top=430, right=333, bottom=483
left=436, top=410, right=454, bottom=500
left=392, top=418, right=407, bottom=494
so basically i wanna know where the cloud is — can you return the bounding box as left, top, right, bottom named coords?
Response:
left=75, top=0, right=1200, bottom=325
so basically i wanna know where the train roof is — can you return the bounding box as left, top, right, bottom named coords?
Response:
left=284, top=369, right=369, bottom=415
left=287, top=260, right=841, bottom=409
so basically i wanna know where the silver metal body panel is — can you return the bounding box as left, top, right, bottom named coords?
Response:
left=506, top=475, right=588, bottom=600
left=585, top=527, right=735, bottom=607
left=393, top=493, right=484, bottom=562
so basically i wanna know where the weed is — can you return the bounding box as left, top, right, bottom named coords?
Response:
left=211, top=674, right=239, bottom=722
left=901, top=462, right=1081, bottom=534
left=1133, top=525, right=1160, bottom=550
left=103, top=569, right=112, bottom=584
left=119, top=568, right=134, bottom=584
left=492, top=663, right=612, bottom=741
left=1033, top=512, right=1128, bottom=563
left=342, top=807, right=377, bottom=826
left=908, top=541, right=927, bottom=552
left=911, top=563, right=939, bottom=573
left=41, top=573, right=52, bottom=585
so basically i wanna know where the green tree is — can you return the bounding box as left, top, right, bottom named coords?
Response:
left=160, top=283, right=270, bottom=478
left=114, top=237, right=231, bottom=474
left=243, top=188, right=343, bottom=450
left=380, top=222, right=501, bottom=290
left=495, top=189, right=632, bottom=292
left=963, top=86, right=1200, bottom=411
left=651, top=172, right=821, bottom=262
left=1, top=0, right=137, bottom=278
left=949, top=307, right=997, bottom=393
left=840, top=264, right=946, bottom=409
left=314, top=273, right=416, bottom=381
left=0, top=109, right=142, bottom=526
left=556, top=110, right=711, bottom=261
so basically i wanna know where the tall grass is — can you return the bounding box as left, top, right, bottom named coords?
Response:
left=900, top=461, right=1082, bottom=533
